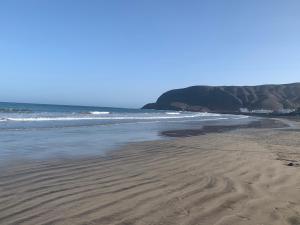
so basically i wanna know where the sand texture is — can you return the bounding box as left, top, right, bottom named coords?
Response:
left=1, top=121, right=300, bottom=225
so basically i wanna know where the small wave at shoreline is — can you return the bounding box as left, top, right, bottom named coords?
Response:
left=0, top=112, right=226, bottom=122
left=88, top=111, right=110, bottom=115
left=166, top=112, right=181, bottom=115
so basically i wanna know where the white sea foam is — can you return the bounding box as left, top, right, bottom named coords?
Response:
left=89, top=111, right=110, bottom=115
left=232, top=115, right=250, bottom=119
left=2, top=112, right=221, bottom=122
left=165, top=112, right=181, bottom=115
left=200, top=112, right=221, bottom=117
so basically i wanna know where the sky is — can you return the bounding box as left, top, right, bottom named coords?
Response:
left=0, top=0, right=300, bottom=108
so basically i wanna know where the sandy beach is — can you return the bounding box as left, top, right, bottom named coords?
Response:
left=1, top=119, right=300, bottom=225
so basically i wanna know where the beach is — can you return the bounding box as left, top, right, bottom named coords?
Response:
left=3, top=1, right=300, bottom=224
left=1, top=118, right=300, bottom=225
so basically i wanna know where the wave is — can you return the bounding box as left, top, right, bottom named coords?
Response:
left=165, top=112, right=181, bottom=115
left=164, top=112, right=222, bottom=116
left=2, top=113, right=219, bottom=122
left=89, top=111, right=110, bottom=115
left=232, top=115, right=250, bottom=119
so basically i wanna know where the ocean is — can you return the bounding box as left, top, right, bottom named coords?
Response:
left=0, top=102, right=253, bottom=164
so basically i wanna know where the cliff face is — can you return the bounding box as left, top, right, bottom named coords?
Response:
left=143, top=83, right=300, bottom=112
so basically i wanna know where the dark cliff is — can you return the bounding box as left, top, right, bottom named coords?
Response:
left=142, top=83, right=300, bottom=112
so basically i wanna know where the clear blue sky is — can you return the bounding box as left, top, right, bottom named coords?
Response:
left=1, top=0, right=300, bottom=108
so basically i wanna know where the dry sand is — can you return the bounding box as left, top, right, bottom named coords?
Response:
left=1, top=119, right=300, bottom=225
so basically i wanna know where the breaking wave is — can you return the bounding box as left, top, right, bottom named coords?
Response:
left=88, top=111, right=110, bottom=115
left=165, top=112, right=181, bottom=115
left=0, top=112, right=225, bottom=122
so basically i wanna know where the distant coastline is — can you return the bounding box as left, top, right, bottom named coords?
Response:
left=143, top=83, right=300, bottom=116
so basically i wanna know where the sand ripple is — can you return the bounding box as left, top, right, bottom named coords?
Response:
left=1, top=126, right=300, bottom=225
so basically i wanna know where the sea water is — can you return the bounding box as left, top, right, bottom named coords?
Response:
left=0, top=102, right=253, bottom=164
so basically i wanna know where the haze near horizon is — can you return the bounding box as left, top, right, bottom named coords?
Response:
left=1, top=0, right=300, bottom=108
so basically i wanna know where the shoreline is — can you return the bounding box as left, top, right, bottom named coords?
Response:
left=0, top=118, right=300, bottom=225
left=0, top=117, right=284, bottom=168
left=161, top=117, right=288, bottom=137
left=0, top=117, right=293, bottom=174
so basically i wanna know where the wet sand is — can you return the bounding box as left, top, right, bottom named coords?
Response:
left=1, top=119, right=300, bottom=225
left=161, top=118, right=287, bottom=137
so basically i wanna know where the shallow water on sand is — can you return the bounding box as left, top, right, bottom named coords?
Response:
left=0, top=102, right=254, bottom=164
